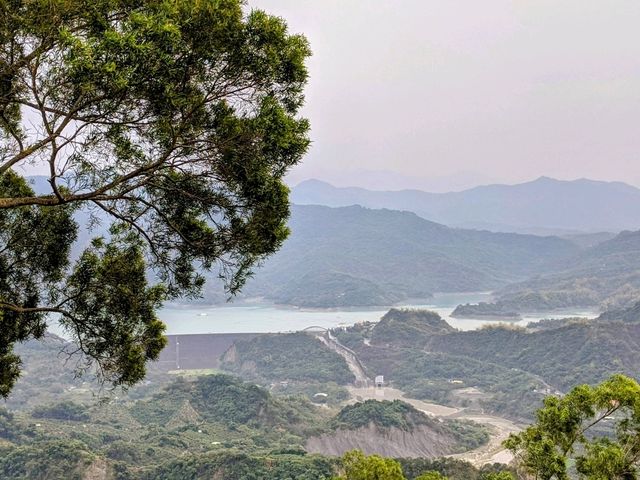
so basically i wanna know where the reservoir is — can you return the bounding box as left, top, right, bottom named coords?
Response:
left=158, top=292, right=598, bottom=335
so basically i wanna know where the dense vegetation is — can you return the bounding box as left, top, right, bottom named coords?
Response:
left=495, top=229, right=640, bottom=311
left=141, top=452, right=337, bottom=480
left=7, top=311, right=638, bottom=477
left=333, top=450, right=514, bottom=480
left=370, top=309, right=455, bottom=348
left=0, top=369, right=496, bottom=479
left=7, top=335, right=168, bottom=411
left=239, top=204, right=578, bottom=307
left=31, top=401, right=90, bottom=422
left=221, top=332, right=355, bottom=385
left=506, top=375, right=640, bottom=479
left=7, top=336, right=90, bottom=410
left=264, top=271, right=404, bottom=308
left=423, top=323, right=640, bottom=391
left=333, top=400, right=488, bottom=453
left=353, top=346, right=547, bottom=420
left=335, top=308, right=640, bottom=420
left=0, top=0, right=311, bottom=397
left=398, top=458, right=515, bottom=480
left=0, top=441, right=97, bottom=480
left=0, top=374, right=333, bottom=478
left=335, top=400, right=429, bottom=431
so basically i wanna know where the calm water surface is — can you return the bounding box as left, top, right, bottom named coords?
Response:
left=158, top=292, right=598, bottom=334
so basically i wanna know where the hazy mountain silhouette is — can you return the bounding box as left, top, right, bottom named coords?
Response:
left=292, top=177, right=640, bottom=234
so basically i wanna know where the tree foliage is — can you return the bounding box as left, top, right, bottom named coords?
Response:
left=505, top=374, right=640, bottom=479
left=335, top=450, right=405, bottom=480
left=31, top=400, right=89, bottom=422
left=333, top=400, right=432, bottom=432
left=221, top=332, right=355, bottom=385
left=415, top=472, right=448, bottom=480
left=0, top=0, right=310, bottom=395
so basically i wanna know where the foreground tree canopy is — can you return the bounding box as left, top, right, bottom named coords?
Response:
left=333, top=451, right=514, bottom=480
left=335, top=450, right=406, bottom=480
left=0, top=0, right=310, bottom=396
left=506, top=374, right=640, bottom=479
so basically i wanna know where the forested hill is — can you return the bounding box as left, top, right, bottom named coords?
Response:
left=495, top=229, right=640, bottom=311
left=334, top=308, right=640, bottom=420
left=239, top=205, right=578, bottom=307
left=292, top=177, right=640, bottom=234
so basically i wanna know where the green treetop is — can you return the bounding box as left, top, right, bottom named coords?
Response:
left=0, top=0, right=310, bottom=396
left=335, top=450, right=406, bottom=480
left=415, top=472, right=448, bottom=480
left=505, top=374, right=640, bottom=479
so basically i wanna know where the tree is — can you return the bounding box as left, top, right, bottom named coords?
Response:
left=415, top=472, right=448, bottom=480
left=335, top=450, right=406, bottom=480
left=0, top=0, right=310, bottom=396
left=480, top=474, right=514, bottom=480
left=505, top=374, right=640, bottom=479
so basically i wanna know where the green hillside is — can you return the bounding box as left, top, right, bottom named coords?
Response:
left=334, top=309, right=640, bottom=420
left=495, top=229, right=640, bottom=311
left=423, top=322, right=640, bottom=391
left=0, top=365, right=495, bottom=480
left=220, top=332, right=355, bottom=385
left=370, top=309, right=456, bottom=348
left=241, top=205, right=578, bottom=307
left=332, top=400, right=488, bottom=451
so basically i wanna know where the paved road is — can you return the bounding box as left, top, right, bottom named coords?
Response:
left=322, top=333, right=521, bottom=466
left=317, top=332, right=371, bottom=387
left=348, top=386, right=459, bottom=416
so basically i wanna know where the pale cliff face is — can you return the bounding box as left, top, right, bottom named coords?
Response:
left=305, top=422, right=460, bottom=458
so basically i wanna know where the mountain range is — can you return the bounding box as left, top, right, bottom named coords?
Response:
left=24, top=175, right=640, bottom=309
left=292, top=177, right=640, bottom=234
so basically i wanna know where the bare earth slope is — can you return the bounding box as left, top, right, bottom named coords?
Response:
left=305, top=422, right=460, bottom=458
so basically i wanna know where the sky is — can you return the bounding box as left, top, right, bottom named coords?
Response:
left=249, top=0, right=640, bottom=191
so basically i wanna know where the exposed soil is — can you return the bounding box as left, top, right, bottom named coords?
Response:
left=324, top=330, right=522, bottom=467
left=305, top=422, right=461, bottom=458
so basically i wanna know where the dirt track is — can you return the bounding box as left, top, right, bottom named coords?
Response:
left=347, top=386, right=520, bottom=466
left=322, top=331, right=522, bottom=466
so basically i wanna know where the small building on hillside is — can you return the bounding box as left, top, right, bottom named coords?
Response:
left=375, top=375, right=384, bottom=388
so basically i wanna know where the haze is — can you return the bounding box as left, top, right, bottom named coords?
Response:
left=250, top=0, right=640, bottom=191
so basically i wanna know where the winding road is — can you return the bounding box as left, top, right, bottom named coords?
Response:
left=317, top=332, right=521, bottom=466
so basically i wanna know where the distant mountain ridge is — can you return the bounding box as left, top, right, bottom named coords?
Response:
left=292, top=177, right=640, bottom=234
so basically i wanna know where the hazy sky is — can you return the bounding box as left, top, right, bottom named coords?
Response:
left=250, top=0, right=640, bottom=191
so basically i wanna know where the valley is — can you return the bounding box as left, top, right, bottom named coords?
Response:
left=346, top=386, right=520, bottom=467
left=3, top=1, right=640, bottom=477
left=314, top=325, right=520, bottom=467
left=3, top=299, right=639, bottom=478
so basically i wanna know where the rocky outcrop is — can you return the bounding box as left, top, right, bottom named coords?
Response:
left=305, top=421, right=459, bottom=458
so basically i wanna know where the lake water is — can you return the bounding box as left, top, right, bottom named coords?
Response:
left=157, top=292, right=599, bottom=335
